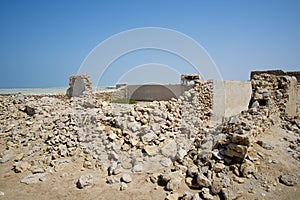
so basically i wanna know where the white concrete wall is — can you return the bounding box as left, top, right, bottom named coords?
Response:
left=223, top=81, right=252, bottom=117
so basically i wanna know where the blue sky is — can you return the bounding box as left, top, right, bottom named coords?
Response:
left=0, top=0, right=299, bottom=88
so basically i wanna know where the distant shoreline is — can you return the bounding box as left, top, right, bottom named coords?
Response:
left=0, top=86, right=115, bottom=95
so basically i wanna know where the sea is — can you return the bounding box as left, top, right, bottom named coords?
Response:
left=0, top=86, right=115, bottom=95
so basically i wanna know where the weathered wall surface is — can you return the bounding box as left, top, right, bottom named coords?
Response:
left=284, top=76, right=298, bottom=116
left=127, top=84, right=184, bottom=101
left=223, top=81, right=252, bottom=118
left=66, top=74, right=92, bottom=98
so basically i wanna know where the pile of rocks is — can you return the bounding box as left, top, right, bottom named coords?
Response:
left=76, top=85, right=211, bottom=174
left=0, top=95, right=76, bottom=182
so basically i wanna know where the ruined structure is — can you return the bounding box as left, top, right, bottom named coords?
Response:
left=251, top=70, right=300, bottom=85
left=181, top=74, right=200, bottom=85
left=1, top=71, right=298, bottom=199
left=66, top=74, right=92, bottom=98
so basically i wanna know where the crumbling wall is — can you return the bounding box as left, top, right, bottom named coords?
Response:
left=251, top=70, right=300, bottom=85
left=112, top=84, right=127, bottom=100
left=66, top=74, right=92, bottom=98
left=250, top=70, right=285, bottom=79
left=194, top=80, right=213, bottom=121
left=286, top=71, right=300, bottom=84
left=66, top=74, right=94, bottom=108
left=221, top=73, right=298, bottom=163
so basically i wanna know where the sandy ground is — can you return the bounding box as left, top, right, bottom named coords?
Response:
left=0, top=126, right=299, bottom=200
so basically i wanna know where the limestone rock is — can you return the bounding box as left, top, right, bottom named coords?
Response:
left=20, top=173, right=47, bottom=184
left=121, top=174, right=132, bottom=183
left=76, top=174, right=93, bottom=189
left=161, top=140, right=177, bottom=159
left=0, top=152, right=14, bottom=163
left=201, top=188, right=213, bottom=200
left=120, top=182, right=128, bottom=191
left=106, top=176, right=119, bottom=184
left=132, top=164, right=143, bottom=173
left=231, top=133, right=253, bottom=146
left=211, top=178, right=223, bottom=195
left=196, top=173, right=211, bottom=188
left=176, top=148, right=187, bottom=160
left=161, top=171, right=183, bottom=191
left=187, top=166, right=199, bottom=177
left=240, top=160, right=256, bottom=178
left=165, top=177, right=181, bottom=191
left=225, top=144, right=248, bottom=162
left=13, top=161, right=31, bottom=173
left=213, top=162, right=225, bottom=173
left=191, top=193, right=201, bottom=200
left=141, top=131, right=157, bottom=144
left=160, top=158, right=173, bottom=167
left=165, top=192, right=179, bottom=200
left=279, top=174, right=298, bottom=186
left=233, top=175, right=245, bottom=184
left=144, top=145, right=158, bottom=156
left=25, top=104, right=35, bottom=116
left=257, top=140, right=274, bottom=150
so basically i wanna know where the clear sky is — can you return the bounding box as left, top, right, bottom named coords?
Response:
left=0, top=0, right=299, bottom=88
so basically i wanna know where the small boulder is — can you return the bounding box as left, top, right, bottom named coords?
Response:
left=211, top=178, right=223, bottom=194
left=76, top=174, right=93, bottom=189
left=25, top=104, right=35, bottom=116
left=196, top=173, right=211, bottom=188
left=161, top=140, right=177, bottom=159
left=121, top=174, right=132, bottom=183
left=279, top=174, right=298, bottom=186
left=240, top=160, right=256, bottom=178
left=13, top=161, right=31, bottom=173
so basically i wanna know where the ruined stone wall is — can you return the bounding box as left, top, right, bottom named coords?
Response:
left=112, top=85, right=127, bottom=100
left=194, top=81, right=213, bottom=121
left=286, top=71, right=300, bottom=84
left=251, top=70, right=300, bottom=85
left=250, top=70, right=285, bottom=80
left=221, top=73, right=299, bottom=163
left=66, top=74, right=92, bottom=98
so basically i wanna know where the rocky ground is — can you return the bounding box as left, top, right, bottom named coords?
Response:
left=0, top=74, right=299, bottom=199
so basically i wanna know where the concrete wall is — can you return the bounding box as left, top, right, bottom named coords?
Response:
left=123, top=81, right=252, bottom=118
left=285, top=76, right=298, bottom=116
left=127, top=84, right=184, bottom=101
left=223, top=81, right=252, bottom=117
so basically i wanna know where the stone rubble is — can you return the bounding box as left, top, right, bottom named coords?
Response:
left=0, top=73, right=299, bottom=199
